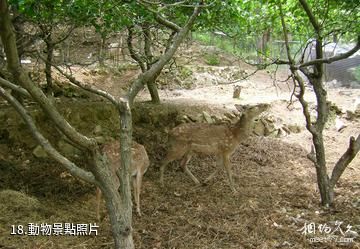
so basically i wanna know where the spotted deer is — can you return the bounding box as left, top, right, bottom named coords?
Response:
left=160, top=103, right=270, bottom=193
left=96, top=140, right=149, bottom=220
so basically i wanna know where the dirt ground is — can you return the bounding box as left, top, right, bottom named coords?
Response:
left=0, top=42, right=359, bottom=249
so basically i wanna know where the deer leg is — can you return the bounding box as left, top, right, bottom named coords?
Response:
left=181, top=152, right=200, bottom=185
left=160, top=143, right=187, bottom=186
left=133, top=173, right=143, bottom=216
left=204, top=156, right=223, bottom=183
left=223, top=154, right=237, bottom=193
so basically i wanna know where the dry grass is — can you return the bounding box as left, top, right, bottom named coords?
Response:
left=1, top=135, right=359, bottom=249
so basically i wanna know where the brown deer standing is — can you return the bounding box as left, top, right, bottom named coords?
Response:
left=160, top=103, right=269, bottom=193
left=96, top=140, right=149, bottom=220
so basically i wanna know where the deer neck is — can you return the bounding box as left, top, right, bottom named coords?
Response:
left=232, top=114, right=253, bottom=139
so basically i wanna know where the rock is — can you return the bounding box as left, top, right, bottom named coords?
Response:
left=33, top=145, right=48, bottom=158
left=224, top=112, right=236, bottom=120
left=264, top=117, right=275, bottom=123
left=53, top=50, right=60, bottom=57
left=233, top=85, right=241, bottom=98
left=94, top=136, right=106, bottom=144
left=335, top=117, right=346, bottom=131
left=221, top=117, right=232, bottom=124
left=93, top=125, right=102, bottom=135
left=187, top=115, right=198, bottom=122
left=281, top=125, right=291, bottom=134
left=345, top=110, right=360, bottom=120
left=253, top=120, right=266, bottom=136
left=57, top=140, right=81, bottom=156
left=202, top=111, right=214, bottom=123
left=276, top=128, right=288, bottom=138
left=232, top=110, right=240, bottom=116
left=329, top=102, right=342, bottom=115
left=194, top=114, right=204, bottom=123
left=267, top=130, right=279, bottom=138
left=262, top=119, right=277, bottom=136
left=287, top=124, right=302, bottom=133
left=180, top=115, right=192, bottom=123
left=211, top=115, right=223, bottom=124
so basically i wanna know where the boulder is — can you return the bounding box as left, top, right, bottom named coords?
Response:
left=224, top=112, right=236, bottom=120
left=253, top=120, right=266, bottom=136
left=202, top=111, right=214, bottom=124
left=57, top=140, right=81, bottom=156
left=93, top=125, right=102, bottom=135
left=287, top=124, right=302, bottom=133
left=32, top=145, right=48, bottom=158
left=180, top=115, right=192, bottom=123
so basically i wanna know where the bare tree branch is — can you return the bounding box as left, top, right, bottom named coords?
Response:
left=127, top=0, right=203, bottom=104
left=127, top=26, right=146, bottom=72
left=278, top=0, right=316, bottom=134
left=165, top=30, right=177, bottom=53
left=42, top=58, right=122, bottom=107
left=154, top=14, right=181, bottom=32
left=0, top=76, right=30, bottom=97
left=137, top=0, right=181, bottom=32
left=0, top=86, right=97, bottom=184
left=52, top=25, right=76, bottom=45
left=298, top=37, right=360, bottom=68
left=142, top=23, right=155, bottom=68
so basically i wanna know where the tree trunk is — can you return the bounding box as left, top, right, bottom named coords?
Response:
left=142, top=23, right=161, bottom=104
left=146, top=80, right=160, bottom=104
left=116, top=102, right=134, bottom=248
left=310, top=37, right=333, bottom=206
left=312, top=134, right=333, bottom=206
left=93, top=150, right=134, bottom=249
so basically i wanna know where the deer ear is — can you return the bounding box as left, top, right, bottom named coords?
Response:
left=234, top=104, right=245, bottom=113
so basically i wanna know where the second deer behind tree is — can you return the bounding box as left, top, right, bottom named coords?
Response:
left=160, top=103, right=270, bottom=193
left=96, top=140, right=149, bottom=221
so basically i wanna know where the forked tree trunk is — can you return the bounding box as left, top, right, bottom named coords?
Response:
left=127, top=3, right=202, bottom=105
left=92, top=147, right=134, bottom=249
left=279, top=0, right=360, bottom=207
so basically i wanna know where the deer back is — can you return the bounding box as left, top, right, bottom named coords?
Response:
left=101, top=140, right=149, bottom=179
